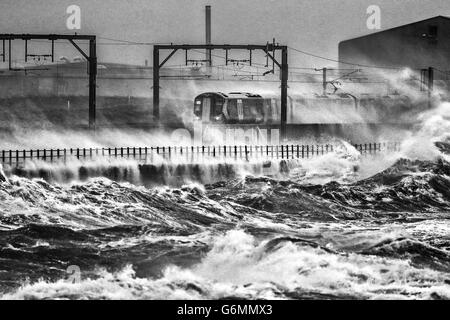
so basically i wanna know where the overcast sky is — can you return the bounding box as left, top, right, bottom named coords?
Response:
left=1, top=0, right=449, bottom=68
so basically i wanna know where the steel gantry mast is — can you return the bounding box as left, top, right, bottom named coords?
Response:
left=0, top=34, right=97, bottom=129
left=153, top=43, right=288, bottom=140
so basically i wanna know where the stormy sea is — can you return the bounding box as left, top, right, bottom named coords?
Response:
left=0, top=107, right=450, bottom=300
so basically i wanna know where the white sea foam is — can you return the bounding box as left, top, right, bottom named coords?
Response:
left=2, top=230, right=448, bottom=300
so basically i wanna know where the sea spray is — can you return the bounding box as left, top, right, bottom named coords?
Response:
left=2, top=230, right=449, bottom=300
left=400, top=102, right=450, bottom=161
left=1, top=140, right=380, bottom=186
left=1, top=121, right=450, bottom=299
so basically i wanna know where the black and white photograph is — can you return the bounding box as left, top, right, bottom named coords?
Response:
left=0, top=0, right=449, bottom=306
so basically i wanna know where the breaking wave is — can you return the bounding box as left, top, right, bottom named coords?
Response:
left=2, top=230, right=449, bottom=300
left=1, top=105, right=450, bottom=299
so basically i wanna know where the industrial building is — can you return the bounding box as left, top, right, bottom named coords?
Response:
left=338, top=16, right=450, bottom=79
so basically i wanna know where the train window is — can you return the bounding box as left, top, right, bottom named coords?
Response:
left=256, top=101, right=264, bottom=122
left=428, top=25, right=438, bottom=38
left=243, top=100, right=251, bottom=119
left=194, top=99, right=202, bottom=117
left=227, top=99, right=238, bottom=122
left=237, top=99, right=244, bottom=121
left=263, top=99, right=271, bottom=122
left=271, top=98, right=278, bottom=121
left=213, top=99, right=223, bottom=115
left=243, top=99, right=264, bottom=123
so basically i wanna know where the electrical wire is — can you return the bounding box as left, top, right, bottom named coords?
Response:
left=97, top=37, right=171, bottom=45
left=24, top=37, right=442, bottom=73
left=9, top=36, right=446, bottom=79
left=288, top=46, right=403, bottom=70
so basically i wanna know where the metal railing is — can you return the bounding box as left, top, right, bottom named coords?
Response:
left=0, top=142, right=401, bottom=167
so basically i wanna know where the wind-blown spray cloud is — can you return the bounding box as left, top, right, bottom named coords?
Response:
left=0, top=68, right=449, bottom=300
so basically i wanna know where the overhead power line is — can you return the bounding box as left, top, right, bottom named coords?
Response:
left=97, top=37, right=170, bottom=45
left=287, top=46, right=402, bottom=70
left=22, top=36, right=447, bottom=74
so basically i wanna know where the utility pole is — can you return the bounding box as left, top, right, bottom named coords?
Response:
left=315, top=68, right=327, bottom=95
left=153, top=47, right=160, bottom=122
left=280, top=47, right=288, bottom=141
left=420, top=69, right=427, bottom=91
left=428, top=67, right=433, bottom=109
left=205, top=6, right=212, bottom=69
left=88, top=38, right=97, bottom=130
left=0, top=39, right=5, bottom=62
left=8, top=39, right=11, bottom=70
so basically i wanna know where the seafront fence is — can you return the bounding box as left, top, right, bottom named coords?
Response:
left=0, top=142, right=401, bottom=167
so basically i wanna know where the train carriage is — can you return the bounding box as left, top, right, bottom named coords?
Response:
left=193, top=91, right=420, bottom=126
left=194, top=92, right=278, bottom=124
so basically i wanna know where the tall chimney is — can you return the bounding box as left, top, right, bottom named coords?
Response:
left=205, top=5, right=211, bottom=67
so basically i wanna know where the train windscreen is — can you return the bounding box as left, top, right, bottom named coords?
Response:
left=211, top=98, right=224, bottom=121
left=243, top=99, right=264, bottom=123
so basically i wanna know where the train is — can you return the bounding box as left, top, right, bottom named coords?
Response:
left=193, top=91, right=427, bottom=125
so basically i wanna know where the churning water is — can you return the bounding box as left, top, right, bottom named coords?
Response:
left=0, top=105, right=450, bottom=300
